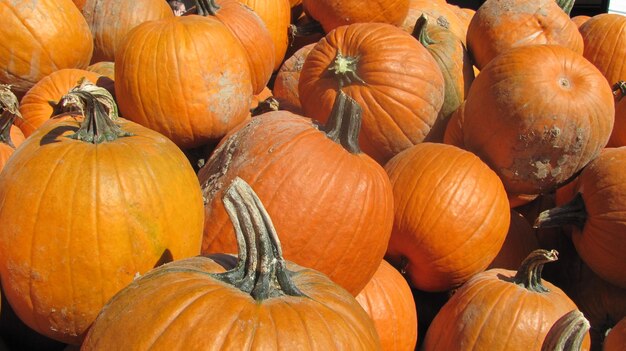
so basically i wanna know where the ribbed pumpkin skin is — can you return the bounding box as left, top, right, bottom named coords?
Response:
left=356, top=260, right=418, bottom=351
left=462, top=45, right=614, bottom=196
left=299, top=23, right=445, bottom=164
left=114, top=16, right=252, bottom=149
left=384, top=143, right=510, bottom=292
left=571, top=147, right=626, bottom=289
left=199, top=112, right=394, bottom=296
left=303, top=0, right=410, bottom=33
left=81, top=256, right=381, bottom=350
left=81, top=0, right=174, bottom=63
left=422, top=268, right=580, bottom=351
left=273, top=43, right=315, bottom=114
left=86, top=61, right=114, bottom=80
left=16, top=69, right=104, bottom=137
left=401, top=0, right=467, bottom=44
left=579, top=14, right=626, bottom=87
left=466, top=0, right=583, bottom=69
left=604, top=317, right=626, bottom=351
left=0, top=0, right=93, bottom=94
left=0, top=117, right=204, bottom=344
left=442, top=101, right=464, bottom=148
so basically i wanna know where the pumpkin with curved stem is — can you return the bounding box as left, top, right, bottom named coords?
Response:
left=0, top=81, right=204, bottom=344
left=299, top=22, right=445, bottom=164
left=199, top=92, right=394, bottom=296
left=466, top=0, right=583, bottom=69
left=0, top=0, right=93, bottom=94
left=356, top=260, right=418, bottom=351
left=384, top=142, right=510, bottom=292
left=82, top=177, right=382, bottom=350
left=114, top=12, right=252, bottom=149
left=303, top=0, right=410, bottom=33
left=401, top=0, right=467, bottom=44
left=462, top=44, right=614, bottom=196
left=604, top=317, right=626, bottom=351
left=534, top=147, right=626, bottom=289
left=423, top=250, right=586, bottom=350
left=541, top=310, right=591, bottom=351
left=81, top=0, right=174, bottom=63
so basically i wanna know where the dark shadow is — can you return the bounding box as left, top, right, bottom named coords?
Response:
left=153, top=248, right=174, bottom=268
left=207, top=253, right=238, bottom=271
left=39, top=125, right=79, bottom=146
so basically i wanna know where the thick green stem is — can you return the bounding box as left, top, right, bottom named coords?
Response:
left=513, top=249, right=559, bottom=293
left=0, top=84, right=21, bottom=148
left=194, top=0, right=220, bottom=16
left=412, top=14, right=436, bottom=47
left=541, top=310, right=590, bottom=351
left=56, top=78, right=132, bottom=144
left=321, top=90, right=362, bottom=154
left=212, top=177, right=306, bottom=300
left=533, top=193, right=586, bottom=230
left=556, top=0, right=575, bottom=15
left=328, top=50, right=366, bottom=89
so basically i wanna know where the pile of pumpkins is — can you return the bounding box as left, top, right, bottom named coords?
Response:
left=0, top=0, right=625, bottom=350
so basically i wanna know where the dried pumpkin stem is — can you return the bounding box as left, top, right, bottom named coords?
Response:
left=556, top=0, right=575, bottom=15
left=329, top=50, right=366, bottom=89
left=513, top=249, right=558, bottom=293
left=412, top=14, right=436, bottom=47
left=322, top=90, right=362, bottom=154
left=613, top=81, right=626, bottom=102
left=288, top=20, right=324, bottom=40
left=0, top=84, right=21, bottom=148
left=194, top=0, right=220, bottom=16
left=541, top=310, right=590, bottom=351
left=533, top=193, right=587, bottom=230
left=214, top=177, right=306, bottom=300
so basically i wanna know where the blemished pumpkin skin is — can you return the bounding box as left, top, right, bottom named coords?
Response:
left=81, top=178, right=382, bottom=351
left=16, top=69, right=107, bottom=137
left=0, top=82, right=204, bottom=344
left=604, top=317, right=626, bottom=351
left=535, top=147, right=626, bottom=289
left=579, top=14, right=626, bottom=89
left=195, top=0, right=275, bottom=95
left=609, top=82, right=626, bottom=147
left=356, top=260, right=418, bottom=351
left=0, top=0, right=93, bottom=94
left=462, top=44, right=615, bottom=196
left=114, top=15, right=253, bottom=150
left=303, top=0, right=410, bottom=33
left=299, top=22, right=445, bottom=165
left=239, top=0, right=291, bottom=71
left=81, top=0, right=174, bottom=64
left=199, top=93, right=394, bottom=296
left=384, top=143, right=510, bottom=292
left=466, top=0, right=583, bottom=70
left=273, top=43, right=315, bottom=114
left=423, top=250, right=587, bottom=351
left=401, top=0, right=467, bottom=45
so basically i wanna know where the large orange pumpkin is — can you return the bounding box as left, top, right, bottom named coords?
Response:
left=81, top=178, right=382, bottom=350
left=0, top=81, right=204, bottom=344
left=0, top=0, right=93, bottom=94
left=578, top=13, right=626, bottom=88
left=299, top=22, right=445, bottom=164
left=303, top=0, right=410, bottom=33
left=199, top=92, right=394, bottom=296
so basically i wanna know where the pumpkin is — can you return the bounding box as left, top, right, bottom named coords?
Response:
left=194, top=0, right=275, bottom=95
left=356, top=260, right=418, bottom=351
left=487, top=210, right=540, bottom=270
left=384, top=142, right=510, bottom=292
left=442, top=101, right=464, bottom=148
left=461, top=44, right=614, bottom=196
left=0, top=85, right=25, bottom=172
left=422, top=250, right=587, bottom=350
left=0, top=0, right=93, bottom=94
left=114, top=13, right=252, bottom=149
left=541, top=310, right=591, bottom=351
left=81, top=0, right=174, bottom=63
left=571, top=15, right=590, bottom=28
left=604, top=317, right=626, bottom=351
left=534, top=147, right=626, bottom=289
left=16, top=69, right=111, bottom=137
left=86, top=61, right=115, bottom=80
left=199, top=92, right=394, bottom=296
left=81, top=177, right=382, bottom=350
left=466, top=0, right=583, bottom=69
left=299, top=22, right=445, bottom=164
left=303, top=0, right=410, bottom=33
left=579, top=14, right=626, bottom=89
left=0, top=81, right=204, bottom=344
left=273, top=43, right=315, bottom=114
left=608, top=81, right=626, bottom=147
left=401, top=0, right=467, bottom=44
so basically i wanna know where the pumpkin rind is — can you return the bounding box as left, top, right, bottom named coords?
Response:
left=303, top=0, right=410, bottom=33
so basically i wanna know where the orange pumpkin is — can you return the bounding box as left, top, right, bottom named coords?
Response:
left=604, top=317, right=626, bottom=351
left=81, top=178, right=382, bottom=350
left=299, top=22, right=445, bottom=164
left=608, top=81, right=626, bottom=147
left=86, top=61, right=115, bottom=80
left=384, top=143, right=510, bottom=292
left=0, top=0, right=93, bottom=94
left=273, top=43, right=315, bottom=114
left=442, top=101, right=464, bottom=148
left=303, top=0, right=410, bottom=33
left=0, top=81, right=204, bottom=344
left=579, top=14, right=626, bottom=89
left=488, top=210, right=540, bottom=270
left=401, top=0, right=467, bottom=44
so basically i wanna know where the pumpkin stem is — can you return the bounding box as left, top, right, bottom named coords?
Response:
left=328, top=50, right=366, bottom=89
left=321, top=90, right=362, bottom=154
left=56, top=78, right=133, bottom=144
left=541, top=310, right=590, bottom=351
left=533, top=193, right=587, bottom=230
left=556, top=0, right=575, bottom=15
left=194, top=0, right=220, bottom=16
left=212, top=177, right=306, bottom=300
left=288, top=20, right=324, bottom=41
left=513, top=249, right=558, bottom=293
left=0, top=84, right=21, bottom=148
left=412, top=14, right=436, bottom=47
left=613, top=81, right=626, bottom=102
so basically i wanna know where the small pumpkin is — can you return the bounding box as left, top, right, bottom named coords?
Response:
left=81, top=177, right=382, bottom=350
left=604, top=317, right=626, bottom=351
left=273, top=43, right=315, bottom=114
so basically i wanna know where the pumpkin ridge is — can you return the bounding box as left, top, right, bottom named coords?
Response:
left=166, top=25, right=194, bottom=139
